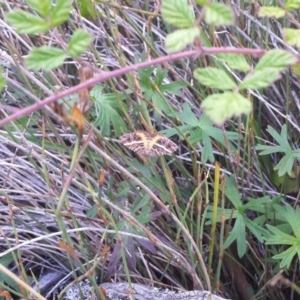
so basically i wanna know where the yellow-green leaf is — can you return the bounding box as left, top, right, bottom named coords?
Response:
left=165, top=27, right=200, bottom=52
left=285, top=0, right=300, bottom=11
left=201, top=92, right=252, bottom=125
left=6, top=10, right=49, bottom=34
left=68, top=29, right=92, bottom=58
left=161, top=0, right=195, bottom=28
left=194, top=67, right=237, bottom=90
left=258, top=6, right=286, bottom=18
left=205, top=3, right=234, bottom=26
left=216, top=54, right=250, bottom=72
left=284, top=28, right=300, bottom=47
left=26, top=46, right=67, bottom=71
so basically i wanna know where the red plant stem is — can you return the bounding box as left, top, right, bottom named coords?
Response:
left=0, top=47, right=267, bottom=127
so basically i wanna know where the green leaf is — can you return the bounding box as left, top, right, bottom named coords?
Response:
left=161, top=0, right=195, bottom=28
left=255, top=49, right=297, bottom=71
left=244, top=218, right=268, bottom=242
left=285, top=0, right=300, bottom=10
left=151, top=92, right=173, bottom=114
left=267, top=124, right=290, bottom=149
left=50, top=0, right=72, bottom=27
left=160, top=81, right=187, bottom=95
left=274, top=205, right=300, bottom=238
left=266, top=224, right=297, bottom=245
left=225, top=176, right=242, bottom=208
left=216, top=53, right=250, bottom=72
left=153, top=67, right=168, bottom=86
left=78, top=0, right=97, bottom=19
left=265, top=223, right=300, bottom=268
left=26, top=0, right=52, bottom=16
left=255, top=125, right=300, bottom=176
left=162, top=103, right=239, bottom=159
left=223, top=215, right=246, bottom=257
left=255, top=145, right=287, bottom=155
left=274, top=152, right=297, bottom=177
left=175, top=102, right=199, bottom=126
left=201, top=92, right=252, bottom=125
left=6, top=10, right=50, bottom=34
left=258, top=6, right=286, bottom=18
left=255, top=124, right=292, bottom=153
left=204, top=3, right=234, bottom=26
left=91, top=85, right=128, bottom=136
left=165, top=27, right=200, bottom=52
left=0, top=69, right=6, bottom=92
left=243, top=196, right=273, bottom=212
left=26, top=47, right=67, bottom=71
left=235, top=215, right=247, bottom=257
left=68, top=29, right=92, bottom=58
left=284, top=28, right=300, bottom=47
left=201, top=133, right=215, bottom=163
left=194, top=67, right=237, bottom=90
left=273, top=246, right=298, bottom=269
left=239, top=69, right=281, bottom=89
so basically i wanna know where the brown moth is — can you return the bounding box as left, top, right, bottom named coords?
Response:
left=120, top=131, right=178, bottom=157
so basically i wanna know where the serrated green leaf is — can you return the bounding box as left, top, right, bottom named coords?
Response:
left=50, top=0, right=72, bottom=27
left=201, top=92, right=252, bottom=125
left=68, top=29, right=92, bottom=58
left=194, top=67, right=237, bottom=90
left=285, top=0, right=300, bottom=10
left=216, top=53, right=250, bottom=71
left=165, top=27, right=200, bottom=52
left=255, top=49, right=297, bottom=71
left=258, top=6, right=286, bottom=18
left=6, top=10, right=49, bottom=34
left=26, top=47, right=67, bottom=71
left=204, top=3, right=234, bottom=26
left=284, top=28, right=300, bottom=47
left=239, top=69, right=281, bottom=89
left=0, top=70, right=6, bottom=92
left=26, top=0, right=52, bottom=16
left=161, top=0, right=195, bottom=28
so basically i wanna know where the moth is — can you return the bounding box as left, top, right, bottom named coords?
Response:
left=120, top=131, right=178, bottom=157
